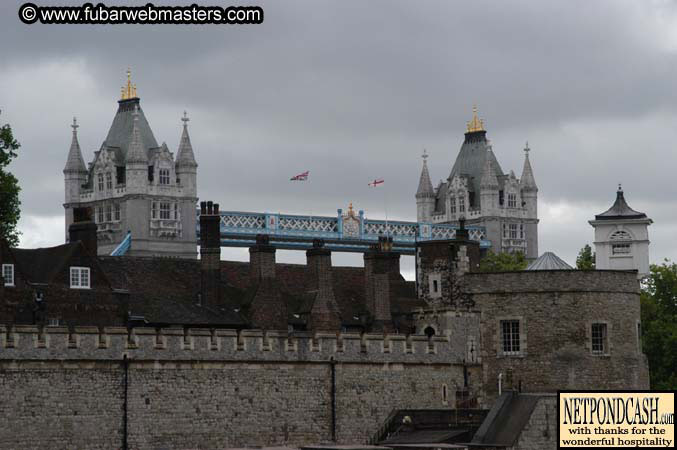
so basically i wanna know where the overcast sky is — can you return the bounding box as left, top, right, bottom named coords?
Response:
left=2, top=0, right=676, bottom=278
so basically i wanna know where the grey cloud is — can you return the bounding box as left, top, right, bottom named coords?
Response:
left=1, top=0, right=675, bottom=267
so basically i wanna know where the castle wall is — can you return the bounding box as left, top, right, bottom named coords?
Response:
left=0, top=326, right=465, bottom=449
left=465, top=271, right=650, bottom=402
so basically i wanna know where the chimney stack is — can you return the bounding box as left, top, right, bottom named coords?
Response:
left=248, top=234, right=288, bottom=330
left=364, top=236, right=398, bottom=332
left=249, top=234, right=276, bottom=281
left=68, top=207, right=98, bottom=256
left=200, top=201, right=221, bottom=308
left=306, top=239, right=342, bottom=331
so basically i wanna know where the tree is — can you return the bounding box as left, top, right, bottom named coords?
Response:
left=640, top=260, right=677, bottom=390
left=576, top=244, right=595, bottom=270
left=0, top=111, right=21, bottom=247
left=479, top=251, right=528, bottom=272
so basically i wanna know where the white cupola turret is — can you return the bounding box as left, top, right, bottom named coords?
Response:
left=589, top=185, right=652, bottom=278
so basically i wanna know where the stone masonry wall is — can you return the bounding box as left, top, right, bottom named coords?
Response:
left=465, top=271, right=650, bottom=403
left=0, top=326, right=465, bottom=449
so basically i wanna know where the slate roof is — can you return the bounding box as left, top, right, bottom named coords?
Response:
left=96, top=257, right=422, bottom=329
left=595, top=188, right=647, bottom=220
left=447, top=135, right=504, bottom=196
left=416, top=158, right=434, bottom=197
left=470, top=393, right=541, bottom=447
left=103, top=98, right=159, bottom=165
left=526, top=252, right=573, bottom=271
left=12, top=243, right=90, bottom=285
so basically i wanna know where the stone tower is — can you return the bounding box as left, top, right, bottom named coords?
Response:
left=589, top=186, right=652, bottom=278
left=416, top=107, right=539, bottom=259
left=63, top=70, right=198, bottom=258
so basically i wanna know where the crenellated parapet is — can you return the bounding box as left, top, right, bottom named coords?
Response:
left=0, top=325, right=466, bottom=365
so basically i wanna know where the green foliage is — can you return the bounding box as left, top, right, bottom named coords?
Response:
left=641, top=260, right=677, bottom=390
left=479, top=251, right=528, bottom=272
left=576, top=244, right=595, bottom=270
left=0, top=111, right=21, bottom=247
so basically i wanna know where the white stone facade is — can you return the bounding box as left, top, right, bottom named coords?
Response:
left=416, top=111, right=539, bottom=259
left=589, top=188, right=652, bottom=278
left=64, top=93, right=198, bottom=259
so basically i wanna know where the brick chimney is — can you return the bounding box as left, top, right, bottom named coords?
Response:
left=68, top=207, right=98, bottom=256
left=248, top=234, right=287, bottom=330
left=199, top=201, right=221, bottom=308
left=249, top=234, right=276, bottom=280
left=306, top=239, right=342, bottom=331
left=364, top=236, right=398, bottom=332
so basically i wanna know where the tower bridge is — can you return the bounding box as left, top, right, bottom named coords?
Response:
left=201, top=204, right=491, bottom=255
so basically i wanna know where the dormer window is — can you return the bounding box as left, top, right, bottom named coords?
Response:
left=159, top=168, right=170, bottom=185
left=507, top=193, right=517, bottom=208
left=450, top=197, right=456, bottom=214
left=105, top=172, right=113, bottom=190
left=97, top=173, right=104, bottom=191
left=70, top=267, right=90, bottom=289
left=2, top=264, right=15, bottom=287
left=459, top=196, right=465, bottom=213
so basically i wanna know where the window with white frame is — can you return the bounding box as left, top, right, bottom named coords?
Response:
left=507, top=193, right=517, bottom=208
left=501, top=320, right=521, bottom=355
left=97, top=173, right=104, bottom=191
left=509, top=223, right=518, bottom=239
left=591, top=323, right=608, bottom=354
left=105, top=204, right=112, bottom=222
left=159, top=168, right=170, bottom=185
left=96, top=206, right=104, bottom=224
left=450, top=197, right=456, bottom=214
left=2, top=264, right=15, bottom=286
left=70, top=267, right=90, bottom=289
left=106, top=172, right=113, bottom=190
left=114, top=203, right=121, bottom=221
left=160, top=202, right=171, bottom=219
left=612, top=243, right=631, bottom=255
left=458, top=195, right=465, bottom=213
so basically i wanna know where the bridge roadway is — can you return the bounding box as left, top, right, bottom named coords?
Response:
left=202, top=208, right=490, bottom=255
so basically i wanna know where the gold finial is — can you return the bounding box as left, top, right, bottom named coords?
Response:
left=348, top=202, right=355, bottom=216
left=466, top=105, right=485, bottom=133
left=121, top=68, right=137, bottom=100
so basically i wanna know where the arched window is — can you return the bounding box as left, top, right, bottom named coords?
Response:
left=424, top=326, right=436, bottom=338
left=610, top=230, right=631, bottom=240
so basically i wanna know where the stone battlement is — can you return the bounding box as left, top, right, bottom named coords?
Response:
left=0, top=325, right=464, bottom=364
left=465, top=269, right=640, bottom=294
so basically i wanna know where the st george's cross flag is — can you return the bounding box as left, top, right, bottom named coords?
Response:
left=368, top=178, right=384, bottom=187
left=290, top=171, right=309, bottom=181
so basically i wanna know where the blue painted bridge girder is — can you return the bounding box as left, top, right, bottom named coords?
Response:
left=198, top=209, right=490, bottom=255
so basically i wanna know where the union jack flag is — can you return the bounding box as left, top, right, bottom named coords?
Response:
left=368, top=178, right=384, bottom=187
left=290, top=171, right=309, bottom=181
